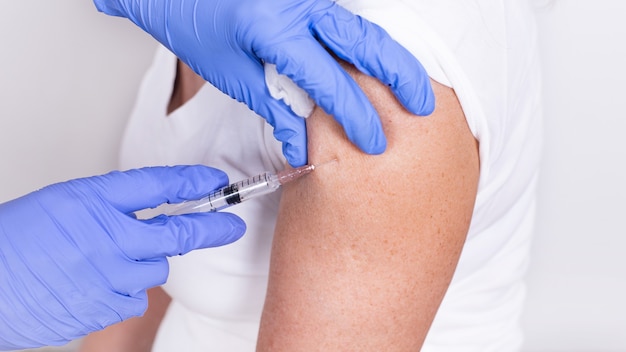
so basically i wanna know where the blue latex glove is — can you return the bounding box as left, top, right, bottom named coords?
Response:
left=0, top=166, right=245, bottom=350
left=93, top=0, right=435, bottom=167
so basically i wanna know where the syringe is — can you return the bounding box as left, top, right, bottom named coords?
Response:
left=159, top=164, right=315, bottom=215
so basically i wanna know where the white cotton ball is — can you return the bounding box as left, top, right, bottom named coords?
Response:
left=264, top=63, right=315, bottom=118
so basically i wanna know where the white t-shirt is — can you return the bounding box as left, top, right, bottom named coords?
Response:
left=119, top=1, right=542, bottom=350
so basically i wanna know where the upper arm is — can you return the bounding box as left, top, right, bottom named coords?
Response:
left=257, top=64, right=479, bottom=350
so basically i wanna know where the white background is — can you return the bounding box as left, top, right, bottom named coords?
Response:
left=523, top=1, right=626, bottom=351
left=1, top=1, right=624, bottom=351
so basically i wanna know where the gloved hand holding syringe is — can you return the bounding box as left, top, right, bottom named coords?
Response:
left=155, top=163, right=323, bottom=216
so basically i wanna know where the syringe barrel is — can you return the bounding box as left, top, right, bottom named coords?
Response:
left=162, top=172, right=280, bottom=215
left=149, top=164, right=314, bottom=217
left=218, top=172, right=280, bottom=206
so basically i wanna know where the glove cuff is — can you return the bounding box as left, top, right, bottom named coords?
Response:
left=92, top=0, right=126, bottom=17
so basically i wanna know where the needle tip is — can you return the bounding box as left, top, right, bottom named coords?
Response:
left=312, top=158, right=338, bottom=169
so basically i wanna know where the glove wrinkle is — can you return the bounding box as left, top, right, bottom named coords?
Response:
left=93, top=0, right=434, bottom=166
left=0, top=166, right=245, bottom=349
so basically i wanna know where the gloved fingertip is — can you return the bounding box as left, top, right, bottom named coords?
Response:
left=396, top=81, right=437, bottom=117
left=179, top=213, right=247, bottom=251
left=361, top=131, right=387, bottom=155
left=348, top=111, right=387, bottom=156
left=283, top=143, right=307, bottom=168
left=221, top=213, right=247, bottom=245
left=417, top=89, right=436, bottom=116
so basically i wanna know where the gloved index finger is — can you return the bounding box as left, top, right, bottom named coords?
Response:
left=227, top=55, right=309, bottom=167
left=86, top=165, right=230, bottom=214
left=258, top=38, right=387, bottom=156
left=260, top=95, right=308, bottom=167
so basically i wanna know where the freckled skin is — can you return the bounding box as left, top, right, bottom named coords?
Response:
left=257, top=62, right=479, bottom=351
left=80, top=57, right=480, bottom=352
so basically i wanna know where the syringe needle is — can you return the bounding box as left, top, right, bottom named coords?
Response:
left=315, top=158, right=338, bottom=168
left=275, top=158, right=338, bottom=185
left=146, top=161, right=338, bottom=217
left=276, top=164, right=315, bottom=185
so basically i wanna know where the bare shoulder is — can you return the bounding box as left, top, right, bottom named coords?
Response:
left=257, top=63, right=479, bottom=351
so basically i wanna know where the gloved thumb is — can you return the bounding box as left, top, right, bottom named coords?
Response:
left=83, top=165, right=231, bottom=214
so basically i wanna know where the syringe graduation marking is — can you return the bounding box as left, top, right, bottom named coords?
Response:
left=223, top=183, right=241, bottom=205
left=158, top=164, right=319, bottom=216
